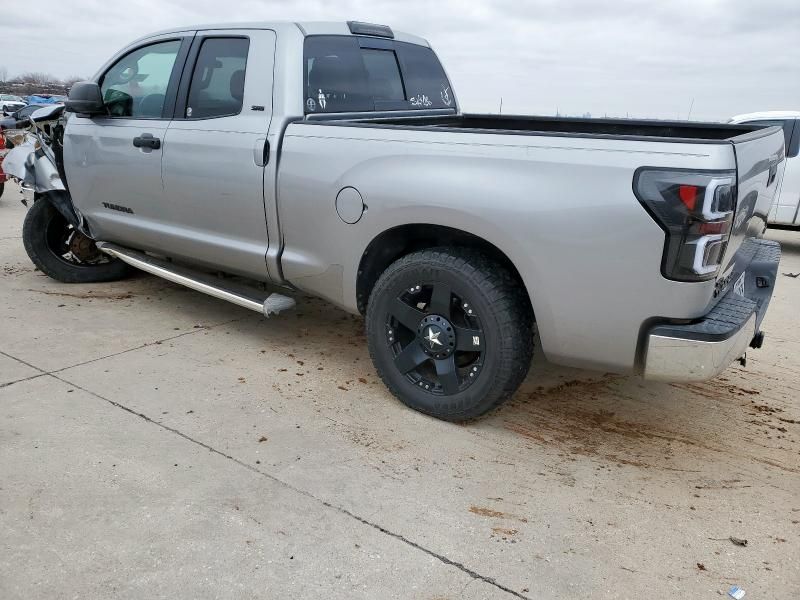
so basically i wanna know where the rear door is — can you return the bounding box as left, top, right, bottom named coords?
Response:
left=159, top=29, right=276, bottom=280
left=64, top=35, right=191, bottom=244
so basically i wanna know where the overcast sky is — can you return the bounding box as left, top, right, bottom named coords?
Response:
left=4, top=0, right=798, bottom=121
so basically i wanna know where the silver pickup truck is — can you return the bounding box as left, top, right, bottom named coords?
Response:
left=19, top=21, right=784, bottom=421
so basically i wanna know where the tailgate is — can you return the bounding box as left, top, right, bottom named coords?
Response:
left=722, top=127, right=785, bottom=272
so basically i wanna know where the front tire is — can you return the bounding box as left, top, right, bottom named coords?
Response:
left=366, top=248, right=533, bottom=421
left=22, top=198, right=131, bottom=283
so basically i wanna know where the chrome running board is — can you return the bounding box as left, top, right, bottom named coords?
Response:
left=97, top=242, right=295, bottom=317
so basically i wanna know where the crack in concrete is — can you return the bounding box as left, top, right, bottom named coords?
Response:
left=0, top=372, right=47, bottom=389
left=49, top=318, right=242, bottom=374
left=0, top=350, right=48, bottom=374
left=0, top=373, right=48, bottom=390
left=0, top=318, right=240, bottom=388
left=46, top=370, right=530, bottom=600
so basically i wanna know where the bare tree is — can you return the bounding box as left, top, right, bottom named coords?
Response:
left=11, top=72, right=60, bottom=86
left=62, top=75, right=85, bottom=89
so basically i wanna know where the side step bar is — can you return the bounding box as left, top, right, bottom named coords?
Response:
left=97, top=242, right=295, bottom=317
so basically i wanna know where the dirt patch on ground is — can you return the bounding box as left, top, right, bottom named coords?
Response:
left=2, top=264, right=33, bottom=276
left=28, top=289, right=134, bottom=300
left=469, top=506, right=528, bottom=523
left=496, top=373, right=799, bottom=473
left=491, top=527, right=518, bottom=536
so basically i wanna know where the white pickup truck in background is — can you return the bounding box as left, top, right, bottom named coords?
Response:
left=731, top=111, right=800, bottom=226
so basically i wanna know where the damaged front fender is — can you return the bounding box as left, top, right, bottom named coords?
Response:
left=7, top=141, right=85, bottom=232
left=43, top=190, right=82, bottom=230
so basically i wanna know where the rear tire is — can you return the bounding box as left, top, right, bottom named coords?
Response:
left=22, top=198, right=132, bottom=283
left=0, top=181, right=4, bottom=199
left=366, top=248, right=533, bottom=421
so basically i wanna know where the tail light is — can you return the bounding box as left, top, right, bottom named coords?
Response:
left=634, top=168, right=736, bottom=281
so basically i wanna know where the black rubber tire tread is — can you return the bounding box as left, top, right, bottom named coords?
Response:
left=366, top=247, right=534, bottom=421
left=0, top=181, right=4, bottom=199
left=22, top=198, right=132, bottom=283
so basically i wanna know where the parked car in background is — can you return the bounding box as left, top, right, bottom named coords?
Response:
left=0, top=131, right=7, bottom=199
left=26, top=94, right=67, bottom=105
left=0, top=105, right=49, bottom=131
left=731, top=111, right=800, bottom=226
left=0, top=94, right=26, bottom=115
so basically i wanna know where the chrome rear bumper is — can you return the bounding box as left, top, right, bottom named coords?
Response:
left=644, top=313, right=756, bottom=381
left=642, top=238, right=780, bottom=382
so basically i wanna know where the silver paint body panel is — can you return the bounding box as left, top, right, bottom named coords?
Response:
left=277, top=124, right=747, bottom=372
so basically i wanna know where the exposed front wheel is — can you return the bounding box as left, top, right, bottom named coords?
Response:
left=22, top=198, right=132, bottom=283
left=366, top=248, right=533, bottom=421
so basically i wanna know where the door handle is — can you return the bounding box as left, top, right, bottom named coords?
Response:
left=133, top=133, right=161, bottom=150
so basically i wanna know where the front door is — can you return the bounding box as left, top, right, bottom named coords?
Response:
left=159, top=29, right=277, bottom=280
left=64, top=35, right=191, bottom=247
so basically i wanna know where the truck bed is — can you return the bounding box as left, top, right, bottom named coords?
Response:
left=310, top=113, right=764, bottom=144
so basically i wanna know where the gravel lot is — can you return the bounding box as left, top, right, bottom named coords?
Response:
left=1, top=180, right=798, bottom=599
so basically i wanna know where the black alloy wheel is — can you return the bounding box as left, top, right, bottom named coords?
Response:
left=22, top=198, right=132, bottom=283
left=386, top=281, right=485, bottom=396
left=366, top=248, right=534, bottom=421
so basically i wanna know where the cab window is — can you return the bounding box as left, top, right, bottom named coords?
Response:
left=185, top=37, right=250, bottom=119
left=361, top=48, right=406, bottom=106
left=100, top=40, right=181, bottom=118
left=303, top=36, right=453, bottom=114
left=395, top=42, right=453, bottom=109
left=304, top=36, right=372, bottom=113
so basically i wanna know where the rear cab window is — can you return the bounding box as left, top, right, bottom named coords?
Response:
left=303, top=35, right=453, bottom=114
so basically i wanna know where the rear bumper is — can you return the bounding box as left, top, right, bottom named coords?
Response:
left=643, top=239, right=780, bottom=382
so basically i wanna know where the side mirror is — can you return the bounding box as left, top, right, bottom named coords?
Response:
left=65, top=81, right=106, bottom=116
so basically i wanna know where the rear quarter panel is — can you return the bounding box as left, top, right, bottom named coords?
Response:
left=278, top=123, right=736, bottom=372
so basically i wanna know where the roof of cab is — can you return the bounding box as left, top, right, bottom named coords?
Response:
left=730, top=111, right=800, bottom=123
left=132, top=21, right=429, bottom=47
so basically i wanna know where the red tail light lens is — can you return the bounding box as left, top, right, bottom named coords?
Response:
left=634, top=169, right=736, bottom=281
left=678, top=185, right=699, bottom=211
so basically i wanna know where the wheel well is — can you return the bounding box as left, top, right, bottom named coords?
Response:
left=356, top=224, right=533, bottom=317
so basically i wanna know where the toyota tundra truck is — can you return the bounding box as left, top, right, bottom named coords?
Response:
left=18, top=21, right=784, bottom=421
